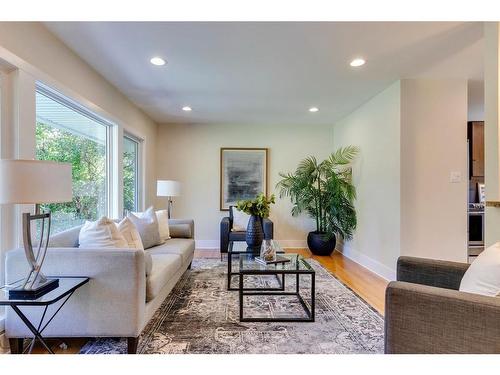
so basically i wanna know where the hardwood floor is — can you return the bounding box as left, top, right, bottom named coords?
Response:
left=18, top=248, right=387, bottom=354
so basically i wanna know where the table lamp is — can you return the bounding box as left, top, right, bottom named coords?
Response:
left=0, top=159, right=72, bottom=299
left=157, top=180, right=181, bottom=219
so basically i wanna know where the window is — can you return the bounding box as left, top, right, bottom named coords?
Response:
left=35, top=86, right=111, bottom=233
left=123, top=134, right=140, bottom=213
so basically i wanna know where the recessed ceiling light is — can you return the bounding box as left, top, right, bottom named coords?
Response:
left=150, top=57, right=166, bottom=66
left=309, top=107, right=319, bottom=113
left=182, top=106, right=192, bottom=112
left=350, top=58, right=366, bottom=67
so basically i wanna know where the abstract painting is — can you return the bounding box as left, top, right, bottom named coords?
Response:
left=220, top=148, right=268, bottom=210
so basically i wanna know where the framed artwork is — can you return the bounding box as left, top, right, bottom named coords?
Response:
left=220, top=148, right=268, bottom=211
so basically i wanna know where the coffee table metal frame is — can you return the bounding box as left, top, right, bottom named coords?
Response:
left=0, top=276, right=90, bottom=354
left=226, top=240, right=285, bottom=291
left=238, top=254, right=315, bottom=323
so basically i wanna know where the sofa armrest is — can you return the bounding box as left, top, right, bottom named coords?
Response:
left=263, top=218, right=273, bottom=240
left=220, top=217, right=231, bottom=254
left=5, top=247, right=146, bottom=337
left=385, top=281, right=500, bottom=353
left=168, top=219, right=194, bottom=239
left=397, top=256, right=469, bottom=290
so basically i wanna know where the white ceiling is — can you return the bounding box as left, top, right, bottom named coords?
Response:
left=44, top=22, right=484, bottom=125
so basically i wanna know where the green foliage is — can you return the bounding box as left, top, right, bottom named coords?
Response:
left=123, top=138, right=138, bottom=213
left=236, top=192, right=276, bottom=218
left=276, top=146, right=359, bottom=240
left=36, top=122, right=107, bottom=232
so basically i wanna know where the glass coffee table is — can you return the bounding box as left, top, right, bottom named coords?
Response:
left=238, top=253, right=315, bottom=322
left=226, top=240, right=286, bottom=291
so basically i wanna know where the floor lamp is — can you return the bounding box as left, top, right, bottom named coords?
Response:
left=0, top=159, right=72, bottom=299
left=157, top=180, right=181, bottom=219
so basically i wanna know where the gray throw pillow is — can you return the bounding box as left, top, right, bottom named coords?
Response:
left=127, top=207, right=162, bottom=249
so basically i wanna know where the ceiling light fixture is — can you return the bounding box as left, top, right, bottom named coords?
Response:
left=309, top=107, right=319, bottom=113
left=182, top=106, right=192, bottom=112
left=350, top=58, right=366, bottom=67
left=150, top=57, right=166, bottom=66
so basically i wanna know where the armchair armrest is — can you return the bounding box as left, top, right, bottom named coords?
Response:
left=397, top=256, right=469, bottom=290
left=220, top=217, right=231, bottom=253
left=385, top=281, right=500, bottom=353
left=263, top=218, right=274, bottom=240
left=168, top=219, right=194, bottom=239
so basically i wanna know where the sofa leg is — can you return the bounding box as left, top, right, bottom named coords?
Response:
left=127, top=337, right=138, bottom=354
left=9, top=338, right=24, bottom=354
left=188, top=261, right=192, bottom=270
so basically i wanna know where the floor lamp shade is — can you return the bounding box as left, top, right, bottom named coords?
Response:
left=157, top=180, right=181, bottom=197
left=0, top=159, right=73, bottom=204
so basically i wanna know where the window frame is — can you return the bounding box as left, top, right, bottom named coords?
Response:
left=35, top=83, right=115, bottom=226
left=123, top=132, right=143, bottom=214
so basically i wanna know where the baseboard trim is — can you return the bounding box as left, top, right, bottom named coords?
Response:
left=336, top=244, right=395, bottom=281
left=195, top=239, right=308, bottom=250
left=195, top=240, right=219, bottom=249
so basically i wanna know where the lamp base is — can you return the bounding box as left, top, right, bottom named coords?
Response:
left=8, top=278, right=59, bottom=300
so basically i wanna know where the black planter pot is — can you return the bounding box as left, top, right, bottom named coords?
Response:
left=307, top=231, right=336, bottom=256
left=246, top=215, right=264, bottom=248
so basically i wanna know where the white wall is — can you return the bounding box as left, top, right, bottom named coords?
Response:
left=333, top=82, right=401, bottom=280
left=156, top=122, right=333, bottom=248
left=400, top=79, right=468, bottom=262
left=468, top=80, right=485, bottom=121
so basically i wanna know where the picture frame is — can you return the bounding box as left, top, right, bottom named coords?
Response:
left=220, top=148, right=268, bottom=211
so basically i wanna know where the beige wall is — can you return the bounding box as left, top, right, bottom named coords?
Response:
left=484, top=22, right=500, bottom=247
left=0, top=22, right=159, bottom=211
left=333, top=82, right=401, bottom=279
left=156, top=122, right=334, bottom=248
left=400, top=79, right=468, bottom=262
left=333, top=79, right=468, bottom=279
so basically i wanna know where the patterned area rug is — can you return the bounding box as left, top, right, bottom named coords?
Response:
left=80, top=258, right=384, bottom=354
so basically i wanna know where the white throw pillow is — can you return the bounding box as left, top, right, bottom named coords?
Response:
left=117, top=217, right=153, bottom=276
left=232, top=209, right=251, bottom=232
left=459, top=242, right=500, bottom=297
left=79, top=216, right=128, bottom=249
left=155, top=209, right=171, bottom=241
left=129, top=206, right=162, bottom=249
left=117, top=217, right=144, bottom=250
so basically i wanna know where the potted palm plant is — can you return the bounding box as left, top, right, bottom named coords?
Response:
left=236, top=193, right=275, bottom=247
left=276, top=146, right=358, bottom=255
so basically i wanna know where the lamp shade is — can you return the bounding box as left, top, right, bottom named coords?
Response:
left=157, top=180, right=181, bottom=197
left=0, top=159, right=73, bottom=204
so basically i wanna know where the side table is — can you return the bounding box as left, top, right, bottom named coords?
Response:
left=0, top=276, right=89, bottom=354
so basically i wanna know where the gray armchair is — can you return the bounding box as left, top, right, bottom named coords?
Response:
left=385, top=256, right=500, bottom=354
left=220, top=206, right=274, bottom=258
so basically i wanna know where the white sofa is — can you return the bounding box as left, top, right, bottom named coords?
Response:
left=4, top=219, right=195, bottom=354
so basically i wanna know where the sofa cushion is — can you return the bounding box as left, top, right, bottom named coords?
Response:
left=146, top=254, right=182, bottom=302
left=49, top=225, right=82, bottom=248
left=148, top=239, right=195, bottom=264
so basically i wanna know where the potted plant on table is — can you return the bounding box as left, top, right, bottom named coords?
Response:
left=236, top=192, right=275, bottom=247
left=276, top=146, right=358, bottom=255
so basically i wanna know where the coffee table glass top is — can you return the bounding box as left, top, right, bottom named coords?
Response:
left=239, top=253, right=313, bottom=273
left=0, top=277, right=89, bottom=305
left=228, top=240, right=285, bottom=254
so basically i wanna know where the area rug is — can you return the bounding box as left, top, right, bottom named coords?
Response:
left=80, top=258, right=384, bottom=354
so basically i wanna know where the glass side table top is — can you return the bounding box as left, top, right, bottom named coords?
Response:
left=0, top=277, right=89, bottom=305
left=228, top=239, right=285, bottom=254
left=239, top=253, right=314, bottom=273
